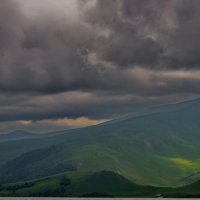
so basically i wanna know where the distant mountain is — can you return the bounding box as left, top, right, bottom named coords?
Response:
left=1, top=99, right=200, bottom=186
left=0, top=130, right=38, bottom=142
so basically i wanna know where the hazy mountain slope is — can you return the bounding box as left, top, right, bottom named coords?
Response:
left=1, top=99, right=200, bottom=186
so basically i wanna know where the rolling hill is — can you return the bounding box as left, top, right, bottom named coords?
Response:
left=1, top=99, right=200, bottom=186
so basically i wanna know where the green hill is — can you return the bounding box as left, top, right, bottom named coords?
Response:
left=1, top=99, right=200, bottom=186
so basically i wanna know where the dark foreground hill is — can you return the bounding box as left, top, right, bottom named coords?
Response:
left=0, top=171, right=200, bottom=197
left=1, top=99, right=200, bottom=186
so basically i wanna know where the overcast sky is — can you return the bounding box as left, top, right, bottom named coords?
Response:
left=1, top=0, right=200, bottom=133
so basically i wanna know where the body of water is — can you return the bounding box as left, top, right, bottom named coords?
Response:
left=0, top=198, right=194, bottom=200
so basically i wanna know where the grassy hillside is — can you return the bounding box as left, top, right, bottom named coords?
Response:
left=165, top=180, right=200, bottom=197
left=1, top=99, right=200, bottom=186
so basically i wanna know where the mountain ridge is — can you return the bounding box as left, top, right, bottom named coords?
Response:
left=1, top=98, right=200, bottom=186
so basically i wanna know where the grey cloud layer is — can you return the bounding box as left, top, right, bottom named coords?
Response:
left=0, top=0, right=200, bottom=126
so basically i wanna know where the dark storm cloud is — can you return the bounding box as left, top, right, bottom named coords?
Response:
left=0, top=0, right=94, bottom=94
left=163, top=0, right=200, bottom=69
left=1, top=0, right=200, bottom=128
left=81, top=0, right=200, bottom=70
left=80, top=0, right=164, bottom=68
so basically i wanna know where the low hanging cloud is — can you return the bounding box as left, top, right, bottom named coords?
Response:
left=1, top=0, right=200, bottom=132
left=0, top=117, right=108, bottom=133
